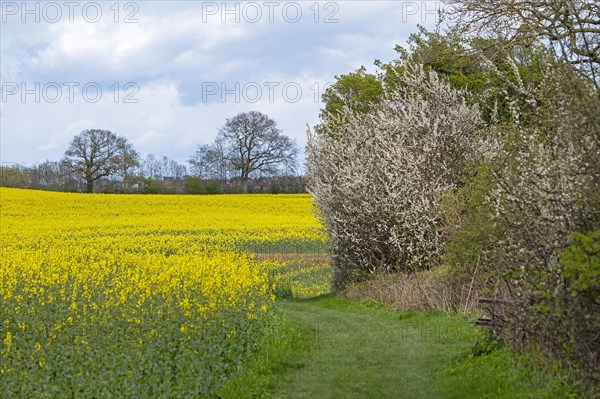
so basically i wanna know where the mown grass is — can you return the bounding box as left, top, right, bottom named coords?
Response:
left=220, top=247, right=575, bottom=398
left=221, top=295, right=577, bottom=398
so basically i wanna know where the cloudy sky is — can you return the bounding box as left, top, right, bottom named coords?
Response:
left=1, top=1, right=444, bottom=167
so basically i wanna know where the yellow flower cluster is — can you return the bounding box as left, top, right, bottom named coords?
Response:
left=0, top=188, right=326, bottom=396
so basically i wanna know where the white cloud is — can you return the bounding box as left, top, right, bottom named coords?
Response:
left=1, top=1, right=441, bottom=166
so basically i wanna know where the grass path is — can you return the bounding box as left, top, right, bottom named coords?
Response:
left=220, top=294, right=569, bottom=398
left=272, top=295, right=473, bottom=399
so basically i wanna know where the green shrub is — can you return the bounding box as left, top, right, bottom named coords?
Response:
left=185, top=176, right=205, bottom=194
left=308, top=64, right=486, bottom=290
left=145, top=178, right=161, bottom=194
left=557, top=231, right=600, bottom=389
left=562, top=231, right=600, bottom=297
left=441, top=163, right=504, bottom=288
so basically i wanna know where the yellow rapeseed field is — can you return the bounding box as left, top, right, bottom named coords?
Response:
left=0, top=188, right=328, bottom=397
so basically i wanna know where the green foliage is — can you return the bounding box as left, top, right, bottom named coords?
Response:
left=268, top=182, right=283, bottom=194
left=320, top=66, right=383, bottom=117
left=440, top=162, right=509, bottom=303
left=380, top=26, right=489, bottom=94
left=382, top=26, right=558, bottom=125
left=441, top=164, right=495, bottom=273
left=0, top=291, right=269, bottom=398
left=319, top=25, right=559, bottom=130
left=317, top=66, right=384, bottom=133
left=215, top=309, right=309, bottom=399
left=144, top=178, right=161, bottom=194
left=184, top=176, right=222, bottom=195
left=0, top=165, right=26, bottom=188
left=442, top=345, right=579, bottom=399
left=204, top=180, right=222, bottom=194
left=561, top=231, right=600, bottom=296
left=555, top=231, right=600, bottom=391
left=185, top=175, right=204, bottom=194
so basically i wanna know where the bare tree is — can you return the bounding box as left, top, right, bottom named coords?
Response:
left=33, top=160, right=63, bottom=189
left=188, top=139, right=231, bottom=180
left=162, top=155, right=187, bottom=178
left=188, top=144, right=213, bottom=179
left=211, top=136, right=230, bottom=180
left=141, top=154, right=163, bottom=180
left=117, top=140, right=140, bottom=182
left=445, top=0, right=600, bottom=86
left=62, top=129, right=139, bottom=193
left=218, top=111, right=298, bottom=193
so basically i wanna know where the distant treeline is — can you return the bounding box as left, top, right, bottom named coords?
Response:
left=0, top=163, right=306, bottom=194
left=4, top=111, right=302, bottom=194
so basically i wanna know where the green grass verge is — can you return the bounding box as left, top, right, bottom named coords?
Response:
left=221, top=295, right=578, bottom=398
left=215, top=307, right=311, bottom=398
